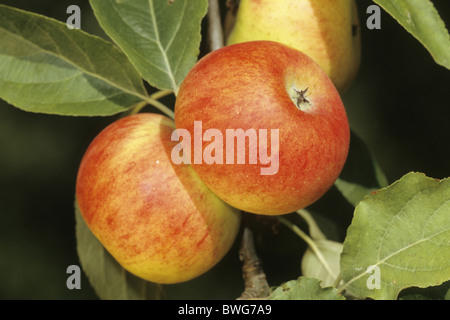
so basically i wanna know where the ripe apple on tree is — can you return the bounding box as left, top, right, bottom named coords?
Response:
left=76, top=113, right=241, bottom=284
left=226, top=0, right=361, bottom=93
left=174, top=41, right=350, bottom=216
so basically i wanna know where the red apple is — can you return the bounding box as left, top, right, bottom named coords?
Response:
left=76, top=113, right=241, bottom=284
left=174, top=41, right=350, bottom=215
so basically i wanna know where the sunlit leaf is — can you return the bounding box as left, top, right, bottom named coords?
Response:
left=0, top=5, right=147, bottom=116
left=90, top=0, right=208, bottom=93
left=374, top=0, right=450, bottom=69
left=340, top=172, right=450, bottom=300
left=268, top=277, right=345, bottom=300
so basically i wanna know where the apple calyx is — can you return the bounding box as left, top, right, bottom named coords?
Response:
left=292, top=88, right=310, bottom=110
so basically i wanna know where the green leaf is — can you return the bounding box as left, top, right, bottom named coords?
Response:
left=0, top=5, right=147, bottom=116
left=339, top=172, right=450, bottom=300
left=75, top=200, right=164, bottom=300
left=268, top=277, right=345, bottom=300
left=373, top=0, right=450, bottom=69
left=335, top=130, right=388, bottom=207
left=301, top=240, right=343, bottom=288
left=89, top=0, right=208, bottom=93
left=398, top=281, right=450, bottom=300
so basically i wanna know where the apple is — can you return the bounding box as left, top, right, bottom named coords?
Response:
left=76, top=113, right=241, bottom=284
left=226, top=0, right=361, bottom=93
left=174, top=41, right=350, bottom=215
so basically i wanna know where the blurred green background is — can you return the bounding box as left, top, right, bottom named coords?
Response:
left=0, top=0, right=449, bottom=299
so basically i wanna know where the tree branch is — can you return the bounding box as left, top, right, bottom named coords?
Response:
left=237, top=227, right=271, bottom=300
left=207, top=0, right=224, bottom=51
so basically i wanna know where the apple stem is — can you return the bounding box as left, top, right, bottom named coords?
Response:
left=237, top=227, right=271, bottom=300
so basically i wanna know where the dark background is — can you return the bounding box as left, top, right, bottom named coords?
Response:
left=0, top=0, right=449, bottom=299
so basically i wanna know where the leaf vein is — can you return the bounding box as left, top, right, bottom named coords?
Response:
left=148, top=0, right=178, bottom=91
left=0, top=27, right=147, bottom=102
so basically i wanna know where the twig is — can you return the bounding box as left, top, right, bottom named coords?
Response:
left=237, top=227, right=271, bottom=300
left=226, top=0, right=240, bottom=15
left=207, top=0, right=224, bottom=51
left=297, top=208, right=327, bottom=240
left=278, top=216, right=338, bottom=280
left=143, top=96, right=175, bottom=120
left=126, top=90, right=175, bottom=119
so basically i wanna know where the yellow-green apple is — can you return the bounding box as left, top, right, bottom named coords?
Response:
left=226, top=0, right=361, bottom=93
left=76, top=113, right=241, bottom=284
left=174, top=41, right=350, bottom=215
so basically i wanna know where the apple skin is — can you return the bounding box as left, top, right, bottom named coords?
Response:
left=174, top=41, right=350, bottom=215
left=76, top=113, right=241, bottom=284
left=226, top=0, right=361, bottom=94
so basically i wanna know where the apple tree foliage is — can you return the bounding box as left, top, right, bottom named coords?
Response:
left=1, top=0, right=449, bottom=300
